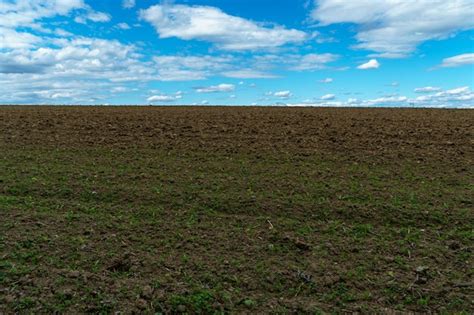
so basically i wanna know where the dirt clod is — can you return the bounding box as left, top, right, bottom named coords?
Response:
left=141, top=285, right=153, bottom=299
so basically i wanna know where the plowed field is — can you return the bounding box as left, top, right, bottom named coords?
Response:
left=1, top=106, right=473, bottom=313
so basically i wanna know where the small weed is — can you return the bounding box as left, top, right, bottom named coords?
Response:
left=169, top=290, right=216, bottom=313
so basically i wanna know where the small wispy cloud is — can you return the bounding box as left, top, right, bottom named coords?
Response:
left=319, top=78, right=333, bottom=83
left=321, top=94, right=336, bottom=100
left=274, top=90, right=292, bottom=98
left=75, top=11, right=111, bottom=24
left=195, top=84, right=235, bottom=93
left=414, top=86, right=441, bottom=93
left=357, top=59, right=380, bottom=70
left=439, top=53, right=474, bottom=68
left=122, top=0, right=136, bottom=9
left=222, top=70, right=279, bottom=79
left=147, top=94, right=182, bottom=103
left=117, top=23, right=131, bottom=30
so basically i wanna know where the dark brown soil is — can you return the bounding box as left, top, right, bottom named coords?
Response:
left=1, top=107, right=472, bottom=159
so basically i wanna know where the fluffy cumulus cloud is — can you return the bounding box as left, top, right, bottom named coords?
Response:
left=0, top=27, right=41, bottom=49
left=122, top=0, right=136, bottom=9
left=274, top=91, right=292, bottom=98
left=357, top=59, right=380, bottom=70
left=0, top=1, right=471, bottom=107
left=0, top=0, right=110, bottom=53
left=0, top=0, right=110, bottom=30
left=147, top=93, right=182, bottom=103
left=75, top=11, right=111, bottom=24
left=140, top=4, right=308, bottom=50
left=0, top=0, right=134, bottom=104
left=0, top=1, right=341, bottom=104
left=0, top=38, right=142, bottom=75
left=439, top=53, right=474, bottom=68
left=0, top=0, right=85, bottom=28
left=0, top=37, right=156, bottom=103
left=287, top=86, right=474, bottom=108
left=117, top=22, right=131, bottom=30
left=311, top=0, right=474, bottom=57
left=195, top=84, right=235, bottom=93
left=413, top=86, right=474, bottom=107
left=0, top=36, right=340, bottom=103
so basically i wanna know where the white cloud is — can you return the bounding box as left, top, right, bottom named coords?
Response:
left=195, top=83, right=235, bottom=93
left=321, top=94, right=335, bottom=100
left=413, top=86, right=474, bottom=107
left=0, top=27, right=41, bottom=49
left=153, top=53, right=333, bottom=80
left=122, top=0, right=136, bottom=9
left=347, top=98, right=359, bottom=104
left=367, top=96, right=408, bottom=105
left=111, top=86, right=128, bottom=93
left=140, top=4, right=307, bottom=50
left=319, top=78, right=333, bottom=83
left=357, top=59, right=380, bottom=70
left=87, top=11, right=110, bottom=22
left=368, top=87, right=473, bottom=107
left=54, top=28, right=73, bottom=37
left=0, top=0, right=107, bottom=28
left=288, top=96, right=408, bottom=107
left=287, top=101, right=344, bottom=107
left=147, top=94, right=181, bottom=103
left=222, top=70, right=279, bottom=79
left=0, top=37, right=142, bottom=75
left=274, top=90, right=292, bottom=98
left=117, top=22, right=131, bottom=30
left=75, top=11, right=111, bottom=24
left=414, top=86, right=441, bottom=93
left=252, top=53, right=338, bottom=72
left=445, top=86, right=470, bottom=95
left=0, top=36, right=157, bottom=103
left=53, top=0, right=86, bottom=14
left=311, top=0, right=474, bottom=57
left=153, top=55, right=234, bottom=81
left=289, top=53, right=338, bottom=71
left=0, top=0, right=86, bottom=28
left=440, top=53, right=474, bottom=68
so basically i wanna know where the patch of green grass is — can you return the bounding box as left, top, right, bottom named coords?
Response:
left=168, top=290, right=217, bottom=313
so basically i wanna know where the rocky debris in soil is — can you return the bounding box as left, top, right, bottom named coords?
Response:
left=281, top=235, right=311, bottom=251
left=106, top=253, right=134, bottom=272
left=141, top=285, right=154, bottom=299
left=136, top=298, right=148, bottom=310
left=296, top=270, right=314, bottom=284
left=415, top=266, right=430, bottom=284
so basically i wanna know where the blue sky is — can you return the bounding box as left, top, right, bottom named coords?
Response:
left=0, top=0, right=473, bottom=107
